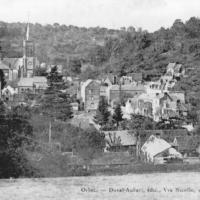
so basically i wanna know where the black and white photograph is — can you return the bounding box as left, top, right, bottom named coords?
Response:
left=0, top=0, right=200, bottom=199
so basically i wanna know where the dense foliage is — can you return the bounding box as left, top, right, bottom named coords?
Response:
left=0, top=103, right=36, bottom=178
left=1, top=18, right=200, bottom=110
left=40, top=66, right=73, bottom=121
left=94, top=96, right=110, bottom=127
left=0, top=69, right=6, bottom=89
left=113, top=104, right=123, bottom=127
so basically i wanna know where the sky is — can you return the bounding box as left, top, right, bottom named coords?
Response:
left=1, top=0, right=200, bottom=32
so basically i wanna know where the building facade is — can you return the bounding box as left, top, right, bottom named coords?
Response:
left=81, top=79, right=101, bottom=111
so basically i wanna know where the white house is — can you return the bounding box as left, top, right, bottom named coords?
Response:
left=141, top=135, right=182, bottom=163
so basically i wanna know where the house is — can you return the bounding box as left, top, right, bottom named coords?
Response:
left=159, top=92, right=187, bottom=119
left=145, top=81, right=165, bottom=94
left=108, top=84, right=146, bottom=105
left=120, top=73, right=143, bottom=85
left=102, top=74, right=119, bottom=85
left=141, top=135, right=182, bottom=163
left=120, top=76, right=133, bottom=85
left=138, top=129, right=200, bottom=158
left=136, top=93, right=160, bottom=120
left=100, top=84, right=110, bottom=98
left=80, top=79, right=101, bottom=111
left=18, top=76, right=48, bottom=93
left=166, top=136, right=200, bottom=157
left=124, top=93, right=163, bottom=121
left=124, top=90, right=187, bottom=121
left=104, top=130, right=136, bottom=152
left=128, top=73, right=143, bottom=83
left=164, top=63, right=185, bottom=80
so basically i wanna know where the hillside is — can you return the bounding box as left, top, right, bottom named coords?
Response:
left=0, top=17, right=200, bottom=109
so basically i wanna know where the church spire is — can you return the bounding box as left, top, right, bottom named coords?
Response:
left=26, top=22, right=29, bottom=41
left=26, top=12, right=30, bottom=41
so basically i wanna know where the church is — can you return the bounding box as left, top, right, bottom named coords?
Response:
left=0, top=23, right=39, bottom=81
left=22, top=23, right=39, bottom=78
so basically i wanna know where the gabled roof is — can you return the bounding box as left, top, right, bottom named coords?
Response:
left=18, top=76, right=47, bottom=87
left=0, top=61, right=9, bottom=70
left=81, top=79, right=93, bottom=89
left=3, top=58, right=23, bottom=70
left=171, top=136, right=200, bottom=152
left=141, top=135, right=171, bottom=161
left=104, top=130, right=136, bottom=146
left=139, top=129, right=188, bottom=147
left=102, top=73, right=118, bottom=83
left=109, top=84, right=145, bottom=91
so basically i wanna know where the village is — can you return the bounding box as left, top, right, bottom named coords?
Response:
left=0, top=22, right=199, bottom=174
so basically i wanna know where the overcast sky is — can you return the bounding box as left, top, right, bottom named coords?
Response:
left=1, top=0, right=200, bottom=32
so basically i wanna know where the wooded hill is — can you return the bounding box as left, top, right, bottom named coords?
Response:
left=1, top=17, right=200, bottom=109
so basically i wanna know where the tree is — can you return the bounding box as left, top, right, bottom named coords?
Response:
left=155, top=117, right=185, bottom=130
left=69, top=58, right=82, bottom=74
left=41, top=66, right=73, bottom=121
left=74, top=128, right=105, bottom=162
left=34, top=67, right=48, bottom=76
left=128, top=114, right=155, bottom=130
left=0, top=69, right=6, bottom=90
left=41, top=87, right=73, bottom=121
left=113, top=104, right=123, bottom=127
left=94, top=97, right=110, bottom=127
left=0, top=103, right=36, bottom=178
left=47, top=66, right=64, bottom=89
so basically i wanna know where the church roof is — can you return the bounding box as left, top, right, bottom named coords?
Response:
left=0, top=60, right=9, bottom=70
left=3, top=58, right=23, bottom=70
left=18, top=76, right=48, bottom=87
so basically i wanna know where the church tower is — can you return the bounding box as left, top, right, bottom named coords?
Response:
left=23, top=22, right=36, bottom=77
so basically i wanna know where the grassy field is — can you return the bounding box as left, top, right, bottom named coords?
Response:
left=0, top=172, right=200, bottom=200
left=28, top=150, right=200, bottom=177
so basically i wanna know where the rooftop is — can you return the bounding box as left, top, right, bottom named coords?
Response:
left=18, top=76, right=48, bottom=87
left=104, top=130, right=136, bottom=146
left=109, top=84, right=146, bottom=91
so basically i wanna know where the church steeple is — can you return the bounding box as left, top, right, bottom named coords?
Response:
left=22, top=19, right=36, bottom=78
left=26, top=22, right=30, bottom=41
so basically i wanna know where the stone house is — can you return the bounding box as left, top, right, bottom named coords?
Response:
left=162, top=63, right=185, bottom=83
left=18, top=76, right=48, bottom=94
left=102, top=74, right=119, bottom=85
left=125, top=93, right=161, bottom=121
left=108, top=84, right=146, bottom=106
left=80, top=79, right=101, bottom=111
left=124, top=91, right=187, bottom=121
left=120, top=73, right=143, bottom=85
